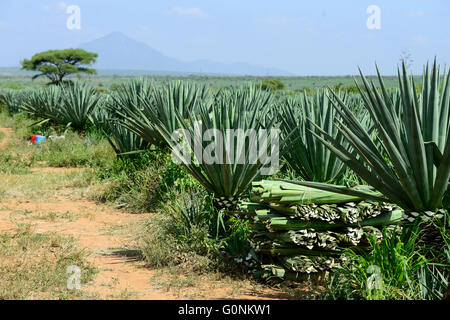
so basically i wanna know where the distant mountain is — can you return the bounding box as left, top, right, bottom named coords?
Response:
left=79, top=32, right=291, bottom=76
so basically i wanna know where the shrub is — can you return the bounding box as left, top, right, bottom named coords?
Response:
left=139, top=187, right=219, bottom=270
left=329, top=84, right=359, bottom=94
left=93, top=162, right=163, bottom=212
left=260, top=79, right=285, bottom=91
left=139, top=185, right=254, bottom=273
left=91, top=148, right=199, bottom=212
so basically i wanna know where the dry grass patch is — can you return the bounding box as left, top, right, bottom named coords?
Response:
left=0, top=224, right=98, bottom=299
left=0, top=170, right=99, bottom=200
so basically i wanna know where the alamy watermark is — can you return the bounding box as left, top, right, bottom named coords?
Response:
left=367, top=265, right=382, bottom=290
left=170, top=122, right=280, bottom=175
left=366, top=5, right=381, bottom=30
left=66, top=265, right=81, bottom=290
left=66, top=5, right=81, bottom=30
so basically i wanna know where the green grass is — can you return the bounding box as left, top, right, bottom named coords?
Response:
left=0, top=111, right=115, bottom=170
left=0, top=111, right=38, bottom=139
left=0, top=152, right=33, bottom=174
left=327, top=219, right=449, bottom=300
left=30, top=131, right=114, bottom=168
left=0, top=72, right=418, bottom=92
left=0, top=224, right=97, bottom=299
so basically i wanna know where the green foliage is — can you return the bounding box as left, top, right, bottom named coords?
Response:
left=279, top=90, right=351, bottom=183
left=329, top=215, right=449, bottom=300
left=0, top=84, right=23, bottom=90
left=104, top=122, right=150, bottom=156
left=93, top=87, right=108, bottom=94
left=109, top=83, right=124, bottom=92
left=149, top=84, right=277, bottom=203
left=139, top=187, right=219, bottom=270
left=328, top=226, right=425, bottom=300
left=95, top=163, right=163, bottom=212
left=301, top=86, right=315, bottom=96
left=93, top=147, right=198, bottom=212
left=0, top=151, right=32, bottom=174
left=30, top=131, right=114, bottom=168
left=21, top=83, right=101, bottom=131
left=113, top=79, right=212, bottom=147
left=59, top=83, right=101, bottom=130
left=21, top=49, right=98, bottom=85
left=260, top=79, right=285, bottom=91
left=329, top=84, right=359, bottom=94
left=291, top=59, right=450, bottom=217
left=21, top=86, right=63, bottom=122
left=139, top=185, right=253, bottom=272
left=0, top=89, right=29, bottom=114
left=416, top=212, right=449, bottom=300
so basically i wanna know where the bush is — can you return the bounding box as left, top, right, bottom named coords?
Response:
left=93, top=162, right=163, bottom=212
left=0, top=84, right=23, bottom=90
left=329, top=84, right=359, bottom=94
left=260, top=79, right=285, bottom=91
left=93, top=148, right=199, bottom=212
left=139, top=184, right=253, bottom=273
left=139, top=187, right=219, bottom=271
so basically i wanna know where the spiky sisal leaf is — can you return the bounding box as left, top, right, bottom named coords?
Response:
left=59, top=83, right=101, bottom=130
left=294, top=59, right=450, bottom=214
left=149, top=84, right=280, bottom=200
left=21, top=83, right=101, bottom=130
left=279, top=90, right=369, bottom=183
left=21, top=86, right=63, bottom=121
left=104, top=122, right=149, bottom=156
left=106, top=78, right=159, bottom=145
left=110, top=79, right=213, bottom=147
left=0, top=89, right=30, bottom=114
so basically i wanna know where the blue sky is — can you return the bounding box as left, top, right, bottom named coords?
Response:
left=0, top=0, right=449, bottom=75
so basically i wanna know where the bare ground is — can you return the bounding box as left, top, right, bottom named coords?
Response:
left=0, top=127, right=291, bottom=300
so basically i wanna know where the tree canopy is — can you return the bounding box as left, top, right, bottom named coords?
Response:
left=21, top=49, right=98, bottom=85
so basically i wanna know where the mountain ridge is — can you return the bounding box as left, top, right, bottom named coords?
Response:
left=78, top=32, right=291, bottom=76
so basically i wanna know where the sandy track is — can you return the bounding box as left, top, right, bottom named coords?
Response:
left=0, top=127, right=173, bottom=298
left=0, top=127, right=286, bottom=300
left=0, top=188, right=173, bottom=299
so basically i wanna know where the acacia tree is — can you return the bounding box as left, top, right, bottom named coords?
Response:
left=21, top=49, right=98, bottom=85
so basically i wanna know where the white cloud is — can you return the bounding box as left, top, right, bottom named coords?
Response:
left=167, top=7, right=207, bottom=18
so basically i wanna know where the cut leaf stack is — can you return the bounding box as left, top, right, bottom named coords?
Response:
left=236, top=180, right=403, bottom=282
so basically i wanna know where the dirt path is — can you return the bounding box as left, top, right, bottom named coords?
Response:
left=0, top=127, right=14, bottom=150
left=1, top=127, right=171, bottom=298
left=0, top=195, right=174, bottom=299
left=0, top=127, right=288, bottom=300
